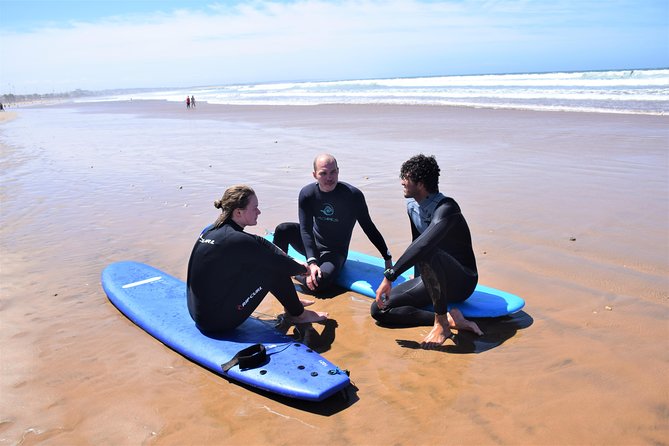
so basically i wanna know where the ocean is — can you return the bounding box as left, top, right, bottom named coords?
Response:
left=86, top=68, right=669, bottom=115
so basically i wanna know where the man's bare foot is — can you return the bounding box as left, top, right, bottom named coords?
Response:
left=420, top=314, right=453, bottom=350
left=299, top=298, right=315, bottom=307
left=421, top=313, right=456, bottom=349
left=285, top=309, right=328, bottom=324
left=447, top=308, right=483, bottom=335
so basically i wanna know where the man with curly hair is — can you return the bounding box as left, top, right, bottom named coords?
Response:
left=372, top=154, right=483, bottom=348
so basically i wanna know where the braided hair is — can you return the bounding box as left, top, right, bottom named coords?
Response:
left=213, top=185, right=256, bottom=228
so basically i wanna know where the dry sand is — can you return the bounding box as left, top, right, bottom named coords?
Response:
left=0, top=100, right=667, bottom=445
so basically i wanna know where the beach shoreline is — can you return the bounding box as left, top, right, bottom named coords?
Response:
left=1, top=100, right=667, bottom=445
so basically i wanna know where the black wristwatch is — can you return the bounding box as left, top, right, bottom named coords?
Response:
left=383, top=268, right=395, bottom=281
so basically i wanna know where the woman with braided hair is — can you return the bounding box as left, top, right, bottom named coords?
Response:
left=187, top=185, right=328, bottom=334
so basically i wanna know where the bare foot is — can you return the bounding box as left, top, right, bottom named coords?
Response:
left=282, top=299, right=315, bottom=315
left=421, top=313, right=455, bottom=349
left=447, top=308, right=483, bottom=335
left=299, top=298, right=315, bottom=307
left=285, top=309, right=328, bottom=324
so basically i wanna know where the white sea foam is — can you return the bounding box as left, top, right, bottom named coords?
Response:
left=81, top=68, right=669, bottom=114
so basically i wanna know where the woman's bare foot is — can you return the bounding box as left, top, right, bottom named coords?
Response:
left=282, top=299, right=315, bottom=315
left=421, top=313, right=455, bottom=349
left=285, top=309, right=328, bottom=324
left=447, top=308, right=483, bottom=335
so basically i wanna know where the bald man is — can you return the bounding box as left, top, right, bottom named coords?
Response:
left=274, top=154, right=392, bottom=293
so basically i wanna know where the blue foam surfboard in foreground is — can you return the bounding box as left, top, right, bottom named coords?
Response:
left=101, top=261, right=351, bottom=402
left=265, top=234, right=525, bottom=318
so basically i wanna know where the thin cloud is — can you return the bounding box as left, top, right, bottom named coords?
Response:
left=1, top=0, right=667, bottom=94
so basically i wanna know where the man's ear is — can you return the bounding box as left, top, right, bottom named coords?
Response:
left=312, top=171, right=318, bottom=180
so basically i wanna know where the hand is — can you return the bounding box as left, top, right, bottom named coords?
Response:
left=306, top=263, right=321, bottom=291
left=375, top=278, right=392, bottom=309
left=384, top=258, right=393, bottom=270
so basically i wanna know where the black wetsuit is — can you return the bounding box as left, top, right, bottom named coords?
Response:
left=371, top=193, right=478, bottom=326
left=187, top=220, right=306, bottom=333
left=274, top=182, right=390, bottom=291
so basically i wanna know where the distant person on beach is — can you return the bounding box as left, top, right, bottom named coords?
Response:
left=371, top=154, right=483, bottom=349
left=273, top=153, right=392, bottom=293
left=186, top=96, right=190, bottom=109
left=190, top=95, right=196, bottom=108
left=187, top=185, right=328, bottom=333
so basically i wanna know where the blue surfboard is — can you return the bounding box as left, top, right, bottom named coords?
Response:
left=101, top=261, right=351, bottom=402
left=265, top=234, right=525, bottom=318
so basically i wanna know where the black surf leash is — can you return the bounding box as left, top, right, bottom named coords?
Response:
left=221, top=344, right=268, bottom=372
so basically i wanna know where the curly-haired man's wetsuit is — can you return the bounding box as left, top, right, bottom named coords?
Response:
left=371, top=193, right=478, bottom=326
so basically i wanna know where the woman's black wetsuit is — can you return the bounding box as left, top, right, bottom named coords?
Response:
left=274, top=181, right=390, bottom=290
left=371, top=193, right=478, bottom=326
left=187, top=220, right=306, bottom=333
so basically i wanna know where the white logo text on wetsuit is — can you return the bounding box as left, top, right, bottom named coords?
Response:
left=318, top=202, right=338, bottom=222
left=199, top=234, right=215, bottom=244
left=237, top=286, right=263, bottom=310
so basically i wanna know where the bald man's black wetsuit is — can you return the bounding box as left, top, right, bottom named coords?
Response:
left=371, top=193, right=478, bottom=326
left=187, top=220, right=306, bottom=333
left=274, top=182, right=391, bottom=291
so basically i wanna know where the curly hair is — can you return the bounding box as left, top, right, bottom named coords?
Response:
left=213, top=184, right=256, bottom=228
left=400, top=154, right=440, bottom=193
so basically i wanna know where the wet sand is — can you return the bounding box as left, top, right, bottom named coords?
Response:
left=0, top=112, right=17, bottom=123
left=1, top=100, right=667, bottom=445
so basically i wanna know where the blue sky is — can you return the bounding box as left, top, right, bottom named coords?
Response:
left=1, top=0, right=667, bottom=94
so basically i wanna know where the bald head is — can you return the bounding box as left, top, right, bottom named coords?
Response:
left=313, top=153, right=337, bottom=171
left=312, top=153, right=339, bottom=192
